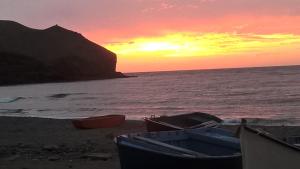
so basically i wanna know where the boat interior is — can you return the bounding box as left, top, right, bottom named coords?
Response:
left=119, top=128, right=241, bottom=157
left=151, top=112, right=222, bottom=128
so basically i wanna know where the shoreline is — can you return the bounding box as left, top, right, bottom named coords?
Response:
left=1, top=116, right=300, bottom=169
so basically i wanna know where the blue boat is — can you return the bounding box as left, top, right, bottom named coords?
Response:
left=116, top=128, right=242, bottom=169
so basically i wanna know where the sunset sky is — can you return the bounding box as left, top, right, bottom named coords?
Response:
left=1, top=0, right=300, bottom=72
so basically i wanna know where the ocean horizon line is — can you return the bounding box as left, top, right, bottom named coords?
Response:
left=125, top=64, right=300, bottom=74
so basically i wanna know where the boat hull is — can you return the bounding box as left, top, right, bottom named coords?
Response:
left=116, top=128, right=242, bottom=169
left=72, top=115, right=125, bottom=129
left=117, top=142, right=242, bottom=169
left=240, top=126, right=300, bottom=169
left=145, top=112, right=222, bottom=132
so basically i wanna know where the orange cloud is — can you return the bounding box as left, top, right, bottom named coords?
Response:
left=83, top=15, right=300, bottom=44
left=102, top=32, right=300, bottom=72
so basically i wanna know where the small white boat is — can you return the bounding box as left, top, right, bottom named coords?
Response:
left=240, top=126, right=300, bottom=169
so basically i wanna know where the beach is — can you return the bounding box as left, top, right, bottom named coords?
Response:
left=0, top=117, right=145, bottom=169
left=1, top=116, right=300, bottom=169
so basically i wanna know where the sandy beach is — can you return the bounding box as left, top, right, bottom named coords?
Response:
left=1, top=117, right=300, bottom=169
left=0, top=117, right=145, bottom=169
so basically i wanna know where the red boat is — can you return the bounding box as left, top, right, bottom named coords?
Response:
left=72, top=114, right=126, bottom=129
left=144, top=112, right=222, bottom=132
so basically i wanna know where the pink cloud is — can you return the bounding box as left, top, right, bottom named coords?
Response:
left=0, top=0, right=300, bottom=42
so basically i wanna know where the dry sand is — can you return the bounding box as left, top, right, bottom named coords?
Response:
left=0, top=117, right=145, bottom=169
left=1, top=116, right=300, bottom=169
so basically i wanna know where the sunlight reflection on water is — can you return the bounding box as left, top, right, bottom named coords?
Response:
left=1, top=66, right=300, bottom=125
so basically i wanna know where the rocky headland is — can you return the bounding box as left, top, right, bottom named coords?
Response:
left=0, top=20, right=126, bottom=86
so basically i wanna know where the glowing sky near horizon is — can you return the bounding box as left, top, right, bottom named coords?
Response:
left=1, top=0, right=300, bottom=72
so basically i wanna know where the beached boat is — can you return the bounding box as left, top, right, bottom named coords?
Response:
left=240, top=126, right=300, bottom=169
left=72, top=115, right=125, bottom=129
left=144, top=112, right=223, bottom=132
left=116, top=127, right=242, bottom=169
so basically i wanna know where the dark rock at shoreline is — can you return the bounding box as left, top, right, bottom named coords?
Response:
left=0, top=20, right=126, bottom=86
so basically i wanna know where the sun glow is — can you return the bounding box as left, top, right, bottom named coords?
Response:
left=140, top=42, right=180, bottom=52
left=105, top=32, right=300, bottom=58
left=102, top=32, right=300, bottom=72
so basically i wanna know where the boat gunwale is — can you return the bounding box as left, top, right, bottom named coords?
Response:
left=145, top=118, right=184, bottom=130
left=243, top=126, right=300, bottom=152
left=118, top=136, right=200, bottom=158
left=116, top=128, right=241, bottom=159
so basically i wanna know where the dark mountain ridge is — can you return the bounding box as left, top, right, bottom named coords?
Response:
left=0, top=20, right=125, bottom=86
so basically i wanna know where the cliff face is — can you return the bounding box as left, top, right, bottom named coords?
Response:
left=0, top=20, right=125, bottom=85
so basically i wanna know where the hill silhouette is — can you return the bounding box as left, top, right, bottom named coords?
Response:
left=0, top=20, right=125, bottom=85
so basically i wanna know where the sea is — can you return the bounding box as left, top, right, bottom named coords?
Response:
left=1, top=65, right=300, bottom=126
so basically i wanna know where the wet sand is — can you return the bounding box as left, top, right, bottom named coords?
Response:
left=1, top=116, right=300, bottom=169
